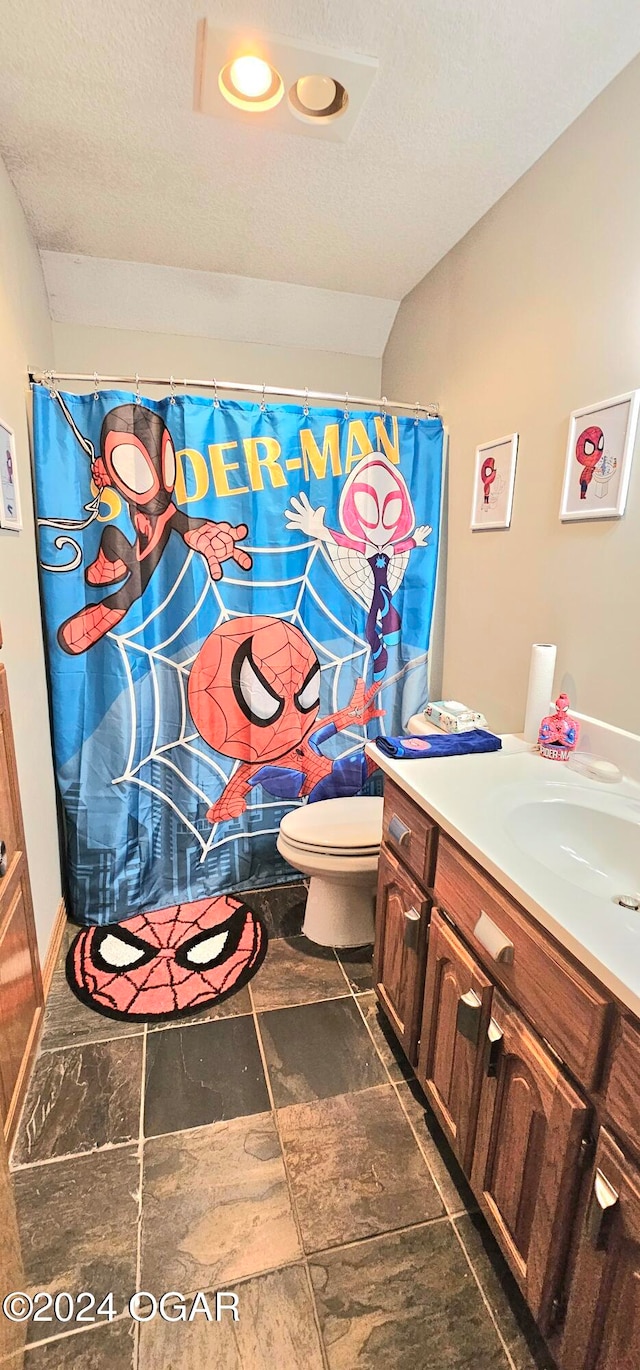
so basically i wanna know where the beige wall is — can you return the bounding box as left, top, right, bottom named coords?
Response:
left=0, top=159, right=60, bottom=958
left=52, top=324, right=381, bottom=399
left=383, top=55, right=640, bottom=736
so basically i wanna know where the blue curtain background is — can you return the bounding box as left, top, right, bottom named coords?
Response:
left=33, top=385, right=444, bottom=925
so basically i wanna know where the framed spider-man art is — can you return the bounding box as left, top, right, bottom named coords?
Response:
left=559, top=390, right=640, bottom=521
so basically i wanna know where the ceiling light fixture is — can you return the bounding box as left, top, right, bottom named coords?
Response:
left=288, top=73, right=348, bottom=124
left=219, top=53, right=284, bottom=112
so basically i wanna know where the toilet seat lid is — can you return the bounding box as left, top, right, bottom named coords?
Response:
left=279, top=796, right=383, bottom=853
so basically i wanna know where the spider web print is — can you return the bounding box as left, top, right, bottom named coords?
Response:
left=106, top=536, right=428, bottom=877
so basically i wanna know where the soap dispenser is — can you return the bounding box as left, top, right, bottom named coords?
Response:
left=537, top=694, right=580, bottom=761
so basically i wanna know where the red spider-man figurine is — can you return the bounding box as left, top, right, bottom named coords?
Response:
left=54, top=398, right=252, bottom=653
left=188, top=616, right=384, bottom=823
left=575, top=425, right=604, bottom=499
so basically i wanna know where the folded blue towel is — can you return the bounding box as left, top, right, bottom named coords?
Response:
left=375, top=729, right=502, bottom=760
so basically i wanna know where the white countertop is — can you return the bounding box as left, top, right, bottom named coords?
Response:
left=367, top=735, right=640, bottom=1018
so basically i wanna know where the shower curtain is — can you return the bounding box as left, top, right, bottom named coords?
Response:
left=33, top=385, right=444, bottom=925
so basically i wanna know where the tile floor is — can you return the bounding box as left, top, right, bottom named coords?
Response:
left=5, top=883, right=555, bottom=1369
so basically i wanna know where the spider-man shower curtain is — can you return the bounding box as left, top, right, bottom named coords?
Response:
left=33, top=385, right=444, bottom=925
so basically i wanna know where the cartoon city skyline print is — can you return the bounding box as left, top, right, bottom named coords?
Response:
left=471, top=433, right=519, bottom=531
left=560, top=391, right=640, bottom=521
left=285, top=452, right=432, bottom=680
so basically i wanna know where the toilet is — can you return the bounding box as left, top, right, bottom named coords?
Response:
left=277, top=796, right=383, bottom=947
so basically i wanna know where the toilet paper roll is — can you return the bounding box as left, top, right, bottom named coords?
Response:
left=523, top=643, right=557, bottom=744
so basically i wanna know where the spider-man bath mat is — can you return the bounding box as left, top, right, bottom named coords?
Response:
left=66, top=894, right=268, bottom=1022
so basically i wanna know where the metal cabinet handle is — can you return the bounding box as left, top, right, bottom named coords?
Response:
left=486, top=1019, right=503, bottom=1076
left=586, top=1169, right=619, bottom=1250
left=474, top=911, right=514, bottom=965
left=0, top=839, right=6, bottom=877
left=404, top=906, right=421, bottom=949
left=456, top=989, right=482, bottom=1045
left=389, top=814, right=411, bottom=847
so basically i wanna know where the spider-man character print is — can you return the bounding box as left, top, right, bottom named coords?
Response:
left=575, top=425, right=605, bottom=500
left=481, top=456, right=496, bottom=505
left=53, top=397, right=252, bottom=653
left=66, top=894, right=267, bottom=1021
left=188, top=616, right=385, bottom=824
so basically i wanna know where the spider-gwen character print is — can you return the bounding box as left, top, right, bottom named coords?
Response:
left=46, top=394, right=252, bottom=653
left=188, top=616, right=384, bottom=824
left=285, top=453, right=431, bottom=681
left=66, top=894, right=267, bottom=1022
left=575, top=425, right=605, bottom=500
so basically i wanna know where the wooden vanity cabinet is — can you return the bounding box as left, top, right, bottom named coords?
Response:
left=417, top=909, right=493, bottom=1172
left=470, top=988, right=589, bottom=1331
left=374, top=846, right=429, bottom=1064
left=560, top=1127, right=640, bottom=1370
left=373, top=772, right=640, bottom=1367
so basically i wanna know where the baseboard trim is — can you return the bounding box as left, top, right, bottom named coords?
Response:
left=41, top=895, right=68, bottom=1001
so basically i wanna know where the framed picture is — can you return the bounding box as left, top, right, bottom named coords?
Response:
left=470, top=433, right=519, bottom=530
left=0, top=419, right=22, bottom=531
left=559, top=390, right=640, bottom=521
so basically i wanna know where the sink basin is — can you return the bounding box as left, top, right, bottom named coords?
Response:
left=503, top=786, right=640, bottom=899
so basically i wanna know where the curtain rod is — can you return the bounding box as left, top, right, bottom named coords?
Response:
left=28, top=371, right=439, bottom=418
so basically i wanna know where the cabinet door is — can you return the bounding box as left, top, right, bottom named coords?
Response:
left=560, top=1128, right=640, bottom=1370
left=471, top=989, right=589, bottom=1332
left=417, top=909, right=493, bottom=1173
left=0, top=665, right=43, bottom=1141
left=373, top=845, right=429, bottom=1063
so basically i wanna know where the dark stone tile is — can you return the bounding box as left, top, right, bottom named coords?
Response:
left=259, top=998, right=387, bottom=1107
left=23, top=1320, right=135, bottom=1367
left=455, top=1213, right=556, bottom=1370
left=144, top=1016, right=269, bottom=1138
left=397, top=1077, right=477, bottom=1215
left=278, top=1084, right=444, bottom=1252
left=243, top=883, right=307, bottom=939
left=147, top=984, right=253, bottom=1031
left=250, top=936, right=347, bottom=1010
left=12, top=1038, right=143, bottom=1165
left=335, top=944, right=374, bottom=992
left=309, top=1222, right=509, bottom=1369
left=40, top=956, right=142, bottom=1052
left=139, top=1264, right=324, bottom=1369
left=12, top=1147, right=139, bottom=1343
left=356, top=993, right=414, bottom=1083
left=142, top=1114, right=300, bottom=1291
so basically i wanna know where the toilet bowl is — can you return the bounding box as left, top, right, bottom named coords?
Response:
left=277, top=796, right=383, bottom=947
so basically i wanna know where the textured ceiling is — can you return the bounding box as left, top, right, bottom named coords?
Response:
left=2, top=0, right=640, bottom=299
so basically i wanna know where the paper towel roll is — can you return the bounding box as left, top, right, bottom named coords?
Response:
left=523, top=643, right=557, bottom=744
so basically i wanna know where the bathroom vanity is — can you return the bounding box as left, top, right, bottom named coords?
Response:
left=369, top=739, right=640, bottom=1370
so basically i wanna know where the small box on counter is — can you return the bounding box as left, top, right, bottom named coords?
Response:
left=424, top=700, right=488, bottom=733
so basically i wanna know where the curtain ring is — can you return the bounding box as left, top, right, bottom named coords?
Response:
left=169, top=375, right=176, bottom=405
left=303, top=387, right=310, bottom=418
left=414, top=400, right=420, bottom=426
left=260, top=382, right=267, bottom=413
left=93, top=372, right=100, bottom=401
left=135, top=373, right=141, bottom=405
left=379, top=395, right=388, bottom=420
left=344, top=391, right=350, bottom=421
left=45, top=369, right=57, bottom=399
left=212, top=377, right=220, bottom=408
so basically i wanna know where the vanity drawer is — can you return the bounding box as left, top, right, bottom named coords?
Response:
left=603, top=1017, right=640, bottom=1156
left=382, top=780, right=437, bottom=889
left=434, top=835, right=610, bottom=1088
